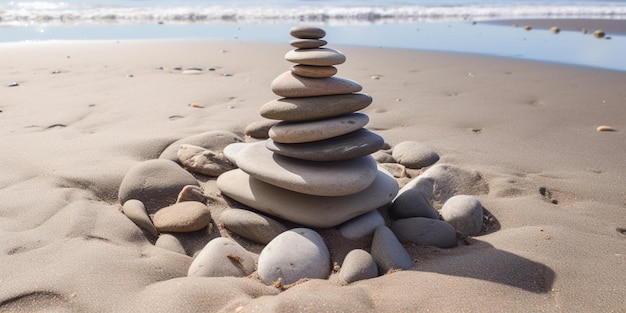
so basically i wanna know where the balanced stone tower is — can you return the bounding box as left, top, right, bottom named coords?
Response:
left=217, top=26, right=399, bottom=228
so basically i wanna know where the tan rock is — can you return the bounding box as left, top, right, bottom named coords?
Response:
left=177, top=144, right=236, bottom=177
left=153, top=201, right=211, bottom=233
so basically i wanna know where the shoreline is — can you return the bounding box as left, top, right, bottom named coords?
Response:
left=1, top=38, right=625, bottom=311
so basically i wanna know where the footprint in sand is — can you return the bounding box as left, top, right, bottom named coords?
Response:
left=539, top=187, right=558, bottom=205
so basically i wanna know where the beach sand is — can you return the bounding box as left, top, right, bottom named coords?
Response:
left=1, top=34, right=625, bottom=312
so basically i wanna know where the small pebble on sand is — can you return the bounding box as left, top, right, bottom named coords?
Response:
left=551, top=27, right=560, bottom=34
left=596, top=125, right=616, bottom=132
left=524, top=25, right=532, bottom=31
left=594, top=30, right=605, bottom=38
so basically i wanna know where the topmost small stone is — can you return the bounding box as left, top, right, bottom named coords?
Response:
left=290, top=26, right=326, bottom=39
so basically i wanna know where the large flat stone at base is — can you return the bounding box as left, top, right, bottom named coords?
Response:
left=266, top=128, right=384, bottom=161
left=216, top=169, right=399, bottom=228
left=236, top=141, right=377, bottom=196
left=260, top=93, right=372, bottom=122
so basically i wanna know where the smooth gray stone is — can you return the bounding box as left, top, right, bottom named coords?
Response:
left=290, top=38, right=327, bottom=49
left=372, top=150, right=396, bottom=163
left=216, top=169, right=399, bottom=228
left=370, top=225, right=413, bottom=273
left=188, top=237, right=256, bottom=278
left=260, top=93, right=372, bottom=122
left=152, top=201, right=211, bottom=233
left=122, top=199, right=159, bottom=237
left=118, top=159, right=199, bottom=213
left=244, top=119, right=278, bottom=139
left=220, top=208, right=288, bottom=244
left=236, top=141, right=378, bottom=196
left=339, top=210, right=385, bottom=240
left=391, top=141, right=440, bottom=169
left=391, top=217, right=458, bottom=249
left=290, top=26, right=326, bottom=39
left=266, top=129, right=384, bottom=162
left=269, top=113, right=369, bottom=144
left=285, top=48, right=346, bottom=66
left=339, top=249, right=378, bottom=284
left=291, top=64, right=337, bottom=78
left=222, top=142, right=250, bottom=166
left=155, top=234, right=186, bottom=255
left=440, top=195, right=484, bottom=236
left=159, top=130, right=244, bottom=162
left=389, top=188, right=440, bottom=220
left=271, top=71, right=362, bottom=98
left=258, top=228, right=330, bottom=285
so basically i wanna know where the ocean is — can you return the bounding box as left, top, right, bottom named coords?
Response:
left=1, top=0, right=625, bottom=71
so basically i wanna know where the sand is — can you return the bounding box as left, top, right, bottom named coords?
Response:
left=1, top=34, right=625, bottom=312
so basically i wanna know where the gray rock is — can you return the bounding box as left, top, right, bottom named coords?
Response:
left=244, top=119, right=278, bottom=139
left=269, top=113, right=369, bottom=144
left=285, top=48, right=346, bottom=66
left=188, top=237, right=255, bottom=278
left=339, top=249, right=378, bottom=284
left=372, top=150, right=395, bottom=163
left=176, top=185, right=206, bottom=203
left=220, top=208, right=288, bottom=244
left=266, top=128, right=384, bottom=162
left=153, top=201, right=211, bottom=233
left=370, top=225, right=412, bottom=273
left=177, top=144, right=236, bottom=177
left=118, top=159, right=199, bottom=213
left=290, top=38, right=327, bottom=49
left=391, top=217, right=458, bottom=249
left=339, top=210, right=385, bottom=240
left=258, top=228, right=330, bottom=285
left=222, top=142, right=250, bottom=166
left=155, top=234, right=186, bottom=255
left=159, top=130, right=244, bottom=162
left=440, top=195, right=484, bottom=236
left=217, top=169, right=398, bottom=228
left=260, top=93, right=372, bottom=122
left=391, top=141, right=439, bottom=169
left=236, top=141, right=378, bottom=196
left=378, top=163, right=407, bottom=178
left=389, top=188, right=439, bottom=220
left=291, top=64, right=336, bottom=78
left=271, top=71, right=362, bottom=98
left=122, top=199, right=158, bottom=237
left=290, top=26, right=326, bottom=39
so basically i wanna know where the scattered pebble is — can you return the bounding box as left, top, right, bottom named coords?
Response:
left=188, top=237, right=256, bottom=278
left=122, top=199, right=159, bottom=237
left=551, top=27, right=560, bottom=34
left=7, top=82, right=19, bottom=87
left=391, top=141, right=440, bottom=169
left=189, top=102, right=204, bottom=108
left=177, top=144, right=236, bottom=177
left=597, top=125, right=616, bottom=132
left=370, top=225, right=412, bottom=273
left=439, top=195, right=484, bottom=236
left=594, top=30, right=605, bottom=38
left=220, top=208, right=287, bottom=244
left=339, top=249, right=378, bottom=284
left=155, top=234, right=186, bottom=255
left=370, top=75, right=381, bottom=80
left=524, top=25, right=532, bottom=31
left=152, top=201, right=211, bottom=233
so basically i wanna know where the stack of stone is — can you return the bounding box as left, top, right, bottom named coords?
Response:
left=217, top=26, right=399, bottom=229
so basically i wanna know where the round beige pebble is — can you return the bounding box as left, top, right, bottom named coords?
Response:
left=153, top=201, right=211, bottom=232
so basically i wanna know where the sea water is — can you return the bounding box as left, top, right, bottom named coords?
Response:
left=1, top=0, right=625, bottom=71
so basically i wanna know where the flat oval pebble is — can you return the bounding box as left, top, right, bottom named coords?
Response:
left=258, top=228, right=331, bottom=285
left=222, top=142, right=250, bottom=166
left=285, top=48, right=346, bottom=66
left=236, top=141, right=378, bottom=196
left=269, top=113, right=369, bottom=144
left=177, top=144, right=236, bottom=177
left=244, top=119, right=278, bottom=139
left=291, top=64, right=337, bottom=78
left=439, top=195, right=484, bottom=236
left=155, top=234, right=186, bottom=255
left=392, top=141, right=440, bottom=169
left=152, top=201, right=211, bottom=233
left=389, top=188, right=439, bottom=220
left=260, top=93, right=372, bottom=121
left=290, top=38, right=327, bottom=49
left=370, top=225, right=413, bottom=273
left=159, top=130, right=244, bottom=162
left=290, top=26, right=326, bottom=39
left=188, top=237, right=256, bottom=278
left=339, top=249, right=378, bottom=284
left=271, top=71, right=362, bottom=98
left=122, top=199, right=159, bottom=237
left=339, top=210, right=385, bottom=240
left=217, top=169, right=398, bottom=228
left=391, top=217, right=458, bottom=249
left=220, top=208, right=288, bottom=244
left=118, top=159, right=199, bottom=213
left=266, top=128, right=384, bottom=162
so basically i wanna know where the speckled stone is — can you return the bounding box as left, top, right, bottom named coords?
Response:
left=290, top=26, right=326, bottom=39
left=266, top=128, right=384, bottom=161
left=290, top=38, right=327, bottom=49
left=271, top=71, right=362, bottom=98
left=235, top=141, right=378, bottom=196
left=285, top=48, right=346, bottom=66
left=260, top=93, right=372, bottom=122
left=269, top=113, right=369, bottom=143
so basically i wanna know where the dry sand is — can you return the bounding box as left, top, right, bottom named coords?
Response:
left=1, top=36, right=625, bottom=312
